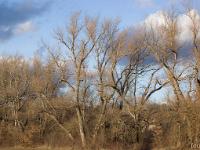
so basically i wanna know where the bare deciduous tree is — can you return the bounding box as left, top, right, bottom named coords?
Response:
left=186, top=9, right=200, bottom=100
left=146, top=10, right=186, bottom=103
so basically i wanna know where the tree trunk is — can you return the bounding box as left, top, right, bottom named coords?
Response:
left=45, top=112, right=74, bottom=142
left=164, top=67, right=185, bottom=101
left=76, top=107, right=86, bottom=148
left=92, top=100, right=107, bottom=144
left=194, top=67, right=200, bottom=101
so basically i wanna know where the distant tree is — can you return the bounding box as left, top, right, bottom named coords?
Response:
left=0, top=56, right=31, bottom=129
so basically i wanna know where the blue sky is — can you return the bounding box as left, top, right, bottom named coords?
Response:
left=1, top=0, right=196, bottom=57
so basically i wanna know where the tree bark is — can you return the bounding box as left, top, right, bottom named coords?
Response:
left=92, top=100, right=107, bottom=144
left=164, top=67, right=185, bottom=101
left=76, top=107, right=86, bottom=148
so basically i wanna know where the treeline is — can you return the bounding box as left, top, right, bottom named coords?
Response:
left=0, top=9, right=200, bottom=150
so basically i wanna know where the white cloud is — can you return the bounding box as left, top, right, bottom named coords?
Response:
left=178, top=10, right=200, bottom=42
left=134, top=0, right=155, bottom=8
left=13, top=21, right=36, bottom=34
left=143, top=9, right=200, bottom=43
left=144, top=11, right=165, bottom=27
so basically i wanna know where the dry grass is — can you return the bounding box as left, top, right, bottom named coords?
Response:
left=0, top=146, right=73, bottom=150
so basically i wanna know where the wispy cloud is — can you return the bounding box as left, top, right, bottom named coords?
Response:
left=13, top=21, right=36, bottom=35
left=133, top=0, right=155, bottom=8
left=0, top=0, right=52, bottom=41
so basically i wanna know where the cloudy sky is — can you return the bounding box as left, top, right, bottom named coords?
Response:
left=0, top=0, right=199, bottom=57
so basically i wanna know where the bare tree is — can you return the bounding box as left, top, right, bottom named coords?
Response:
left=186, top=9, right=200, bottom=100
left=92, top=19, right=119, bottom=144
left=0, top=56, right=31, bottom=129
left=146, top=10, right=186, bottom=103
left=103, top=27, right=168, bottom=143
left=48, top=13, right=107, bottom=148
